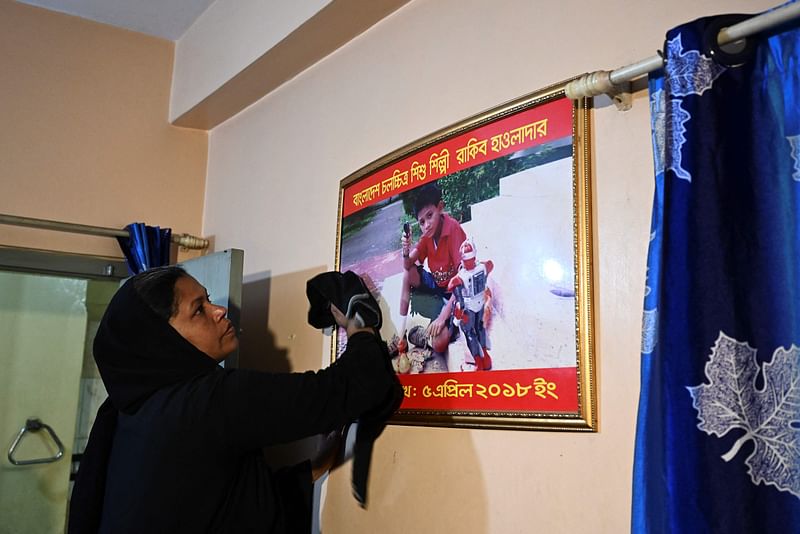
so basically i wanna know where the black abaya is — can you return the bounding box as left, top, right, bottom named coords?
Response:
left=69, top=276, right=401, bottom=533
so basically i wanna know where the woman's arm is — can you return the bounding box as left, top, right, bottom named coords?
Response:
left=213, top=334, right=401, bottom=452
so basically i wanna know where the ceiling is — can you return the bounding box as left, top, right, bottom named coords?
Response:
left=16, top=0, right=217, bottom=40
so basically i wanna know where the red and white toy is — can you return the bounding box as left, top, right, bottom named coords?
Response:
left=447, top=238, right=494, bottom=371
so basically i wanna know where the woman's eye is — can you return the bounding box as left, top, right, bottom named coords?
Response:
left=194, top=306, right=204, bottom=316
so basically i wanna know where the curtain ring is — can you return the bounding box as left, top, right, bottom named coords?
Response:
left=704, top=14, right=757, bottom=67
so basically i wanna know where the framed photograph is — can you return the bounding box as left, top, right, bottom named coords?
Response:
left=335, top=80, right=596, bottom=431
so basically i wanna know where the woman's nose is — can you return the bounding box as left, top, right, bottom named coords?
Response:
left=212, top=303, right=228, bottom=319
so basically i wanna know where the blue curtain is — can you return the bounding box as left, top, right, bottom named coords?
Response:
left=633, top=8, right=800, bottom=534
left=116, top=223, right=172, bottom=275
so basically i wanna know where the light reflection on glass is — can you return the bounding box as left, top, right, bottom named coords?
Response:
left=542, top=258, right=564, bottom=283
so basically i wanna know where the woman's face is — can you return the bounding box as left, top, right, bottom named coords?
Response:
left=168, top=276, right=239, bottom=361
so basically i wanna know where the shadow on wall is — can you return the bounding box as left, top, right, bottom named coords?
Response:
left=322, top=425, right=488, bottom=533
left=238, top=272, right=287, bottom=373
left=238, top=267, right=332, bottom=470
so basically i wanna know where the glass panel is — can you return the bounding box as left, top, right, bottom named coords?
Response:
left=0, top=272, right=87, bottom=533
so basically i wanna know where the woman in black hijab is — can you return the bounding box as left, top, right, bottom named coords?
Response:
left=69, top=266, right=402, bottom=533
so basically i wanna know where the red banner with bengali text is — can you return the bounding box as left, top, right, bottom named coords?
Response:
left=397, top=367, right=578, bottom=412
left=342, top=97, right=573, bottom=217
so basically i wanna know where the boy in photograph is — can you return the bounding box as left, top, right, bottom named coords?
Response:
left=397, top=183, right=466, bottom=356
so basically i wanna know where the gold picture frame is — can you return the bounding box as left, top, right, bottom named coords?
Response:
left=334, top=79, right=596, bottom=431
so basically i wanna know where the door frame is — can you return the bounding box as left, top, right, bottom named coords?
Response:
left=0, top=245, right=125, bottom=533
left=0, top=245, right=128, bottom=281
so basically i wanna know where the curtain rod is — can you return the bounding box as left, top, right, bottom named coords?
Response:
left=565, top=2, right=800, bottom=101
left=0, top=213, right=209, bottom=250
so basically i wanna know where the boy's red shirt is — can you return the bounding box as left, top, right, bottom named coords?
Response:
left=415, top=213, right=467, bottom=288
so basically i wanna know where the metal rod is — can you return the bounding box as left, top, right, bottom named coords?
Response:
left=609, top=55, right=664, bottom=86
left=0, top=213, right=209, bottom=250
left=719, top=2, right=800, bottom=43
left=568, top=2, right=800, bottom=99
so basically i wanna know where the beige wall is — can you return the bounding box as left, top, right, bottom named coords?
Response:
left=170, top=0, right=331, bottom=121
left=203, top=0, right=775, bottom=532
left=0, top=0, right=779, bottom=531
left=0, top=1, right=207, bottom=259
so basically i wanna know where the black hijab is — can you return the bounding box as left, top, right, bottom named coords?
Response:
left=68, top=275, right=218, bottom=533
